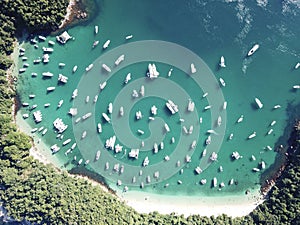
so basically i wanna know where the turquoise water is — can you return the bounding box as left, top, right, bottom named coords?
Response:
left=16, top=0, right=300, bottom=196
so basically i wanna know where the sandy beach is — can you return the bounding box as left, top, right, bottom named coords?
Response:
left=117, top=189, right=264, bottom=218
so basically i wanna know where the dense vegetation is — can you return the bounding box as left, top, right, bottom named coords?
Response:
left=0, top=0, right=299, bottom=224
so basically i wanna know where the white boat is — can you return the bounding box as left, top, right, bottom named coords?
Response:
left=58, top=74, right=68, bottom=83
left=151, top=105, right=157, bottom=115
left=248, top=132, right=256, bottom=139
left=92, top=40, right=99, bottom=48
left=223, top=101, right=227, bottom=110
left=237, top=115, right=244, bottom=123
left=93, top=95, right=98, bottom=103
left=47, top=87, right=55, bottom=92
left=102, top=113, right=111, bottom=123
left=217, top=116, right=222, bottom=126
left=97, top=123, right=102, bottom=133
left=81, top=131, right=87, bottom=139
left=99, top=82, right=107, bottom=90
left=168, top=68, right=173, bottom=77
left=31, top=128, right=38, bottom=133
left=33, top=110, right=42, bottom=123
left=72, top=89, right=78, bottom=99
left=31, top=72, right=38, bottom=77
left=213, top=177, right=217, bottom=187
left=202, top=149, right=207, bottom=157
left=295, top=62, right=300, bottom=69
left=59, top=62, right=65, bottom=67
left=147, top=63, right=159, bottom=79
left=293, top=85, right=300, bottom=89
left=219, top=56, right=226, bottom=68
left=210, top=152, right=218, bottom=161
left=273, top=105, right=281, bottom=109
left=190, top=63, right=196, bottom=74
left=119, top=107, right=124, bottom=116
left=42, top=54, right=49, bottom=63
left=270, top=120, right=276, bottom=126
left=57, top=100, right=63, bottom=108
left=95, top=150, right=101, bottom=161
left=42, top=128, right=48, bottom=136
left=124, top=73, right=131, bottom=84
left=103, top=40, right=111, bottom=49
left=102, top=64, right=111, bottom=72
left=85, top=64, right=94, bottom=72
left=72, top=65, right=78, bottom=73
left=187, top=99, right=195, bottom=112
left=164, top=123, right=170, bottom=132
left=42, top=72, right=53, bottom=77
left=255, top=98, right=263, bottom=109
left=219, top=78, right=226, bottom=87
left=82, top=112, right=92, bottom=120
left=115, top=54, right=125, bottom=66
left=53, top=118, right=68, bottom=133
left=202, top=92, right=208, bottom=98
left=125, top=35, right=133, bottom=40
left=56, top=31, right=72, bottom=44
left=51, top=144, right=60, bottom=153
left=108, top=103, right=113, bottom=114
left=22, top=102, right=29, bottom=107
left=29, top=94, right=35, bottom=99
left=94, top=25, right=99, bottom=34
left=229, top=133, right=234, bottom=140
left=38, top=35, right=46, bottom=41
left=19, top=68, right=26, bottom=73
left=247, top=44, right=260, bottom=56
left=267, top=129, right=273, bottom=135
left=143, top=156, right=149, bottom=167
left=85, top=96, right=90, bottom=103
left=48, top=40, right=55, bottom=45
left=166, top=100, right=178, bottom=114
left=44, top=103, right=50, bottom=107
left=204, top=105, right=211, bottom=110
left=42, top=47, right=54, bottom=53
left=63, top=139, right=71, bottom=146
left=206, top=136, right=211, bottom=145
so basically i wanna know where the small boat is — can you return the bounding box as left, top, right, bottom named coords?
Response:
left=102, top=113, right=111, bottom=123
left=270, top=120, right=276, bottom=126
left=202, top=149, right=207, bottom=157
left=204, top=105, right=211, bottom=110
left=31, top=128, right=38, bottom=133
left=108, top=103, right=113, bottom=114
left=71, top=143, right=77, bottom=150
left=22, top=56, right=28, bottom=61
left=38, top=35, right=46, bottom=41
left=219, top=56, right=226, bottom=68
left=93, top=95, right=98, bottom=103
left=57, top=100, right=63, bottom=108
left=42, top=54, right=49, bottom=63
left=102, top=64, right=111, bottom=72
left=29, top=94, right=35, bottom=99
left=94, top=25, right=99, bottom=34
left=82, top=112, right=92, bottom=120
left=33, top=58, right=41, bottom=64
left=237, top=115, right=244, bottom=123
left=42, top=72, right=53, bottom=77
left=72, top=89, right=78, bottom=99
left=273, top=105, right=281, bottom=109
left=143, top=156, right=149, bottom=167
left=202, top=92, right=208, bottom=98
left=247, top=44, right=259, bottom=56
left=51, top=144, right=60, bottom=153
left=95, top=150, right=101, bottom=161
left=85, top=96, right=90, bottom=103
left=92, top=40, right=99, bottom=48
left=293, top=85, right=300, bottom=89
left=72, top=65, right=78, bottom=73
left=42, top=128, right=48, bottom=136
left=119, top=107, right=124, bottom=116
left=223, top=101, right=227, bottom=110
left=125, top=35, right=133, bottom=40
left=78, top=159, right=83, bottom=165
left=115, top=54, right=125, bottom=66
left=22, top=102, right=29, bottom=107
left=81, top=131, right=87, bottom=139
left=38, top=126, right=44, bottom=132
left=267, top=129, right=273, bottom=135
left=124, top=73, right=131, bottom=84
left=42, top=47, right=54, bottom=53
left=59, top=62, right=65, bottom=67
left=103, top=40, right=111, bottom=49
left=252, top=168, right=260, bottom=172
left=48, top=40, right=55, bottom=45
left=228, top=133, right=234, bottom=140
left=97, top=123, right=102, bottom=133
left=168, top=68, right=173, bottom=77
left=31, top=72, right=38, bottom=77
left=219, top=78, right=226, bottom=87
left=190, top=63, right=196, bottom=74
left=19, top=68, right=26, bottom=73
left=210, top=152, right=218, bottom=161
left=206, top=136, right=211, bottom=145
left=248, top=132, right=256, bottom=139
left=47, top=87, right=55, bottom=92
left=217, top=116, right=222, bottom=126
left=99, top=82, right=107, bottom=90
left=255, top=98, right=263, bottom=109
left=295, top=62, right=300, bottom=69
left=85, top=64, right=94, bottom=72
left=44, top=103, right=50, bottom=107
left=63, top=139, right=71, bottom=146
left=213, top=177, right=217, bottom=187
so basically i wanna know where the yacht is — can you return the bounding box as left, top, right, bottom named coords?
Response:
left=270, top=120, right=276, bottom=126
left=42, top=54, right=49, bottom=63
left=95, top=150, right=101, bottom=161
left=63, top=139, right=71, bottom=146
left=72, top=89, right=78, bottom=99
left=42, top=47, right=54, bottom=53
left=102, top=64, right=111, bottom=73
left=247, top=44, right=259, bottom=56
left=143, top=156, right=149, bottom=167
left=42, top=128, right=48, bottom=136
left=295, top=62, right=300, bottom=69
left=31, top=128, right=38, bottom=133
left=187, top=99, right=195, bottom=112
left=102, top=113, right=111, bottom=123
left=22, top=102, right=29, bottom=107
left=151, top=105, right=157, bottom=115
left=19, top=68, right=26, bottom=73
left=92, top=40, right=99, bottom=48
left=97, top=123, right=102, bottom=133
left=217, top=116, right=222, bottom=127
left=103, top=40, right=111, bottom=49
left=293, top=85, right=300, bottom=89
left=206, top=136, right=211, bottom=145
left=190, top=63, right=196, bottom=74
left=124, top=73, right=131, bottom=84
left=202, top=149, right=207, bottom=157
left=44, top=103, right=50, bottom=107
left=82, top=112, right=92, bottom=120
left=48, top=40, right=55, bottom=45
left=71, top=143, right=77, bottom=150
left=47, top=87, right=55, bottom=92
left=237, top=115, right=244, bottom=123
left=219, top=78, right=226, bottom=87
left=267, top=129, right=273, bottom=135
left=51, top=144, right=60, bottom=153
left=125, top=35, right=133, bottom=40
left=33, top=59, right=41, bottom=64
left=57, top=100, right=63, bottom=108
left=166, top=99, right=178, bottom=114
left=58, top=74, right=68, bottom=83
left=210, top=152, right=218, bottom=161
left=85, top=64, right=94, bottom=72
left=94, top=25, right=99, bottom=34
left=72, top=65, right=78, bottom=73
left=38, top=35, right=46, bottom=41
left=59, top=62, right=65, bottom=67
left=248, top=132, right=256, bottom=139
left=219, top=56, right=226, bottom=68
left=42, top=72, right=53, bottom=77
left=29, top=94, right=35, bottom=99
left=255, top=98, right=263, bottom=109
left=115, top=54, right=125, bottom=66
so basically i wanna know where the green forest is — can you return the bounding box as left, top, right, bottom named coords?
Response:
left=0, top=0, right=299, bottom=224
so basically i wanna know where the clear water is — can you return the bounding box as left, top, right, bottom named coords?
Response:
left=16, top=0, right=300, bottom=197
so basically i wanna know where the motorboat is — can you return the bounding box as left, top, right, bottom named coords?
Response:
left=103, top=40, right=111, bottom=49
left=85, top=64, right=94, bottom=72
left=94, top=25, right=99, bottom=34
left=115, top=54, right=125, bottom=66
left=190, top=63, right=196, bottom=74
left=248, top=132, right=256, bottom=139
left=255, top=97, right=263, bottom=109
left=219, top=78, right=226, bottom=87
left=72, top=65, right=78, bottom=73
left=125, top=35, right=133, bottom=40
left=247, top=44, right=259, bottom=56
left=219, top=56, right=226, bottom=68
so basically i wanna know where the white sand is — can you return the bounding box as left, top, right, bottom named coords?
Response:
left=117, top=189, right=264, bottom=218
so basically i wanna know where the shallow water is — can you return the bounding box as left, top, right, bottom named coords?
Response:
left=16, top=0, right=300, bottom=197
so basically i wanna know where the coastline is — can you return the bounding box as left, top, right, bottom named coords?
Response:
left=117, top=188, right=264, bottom=218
